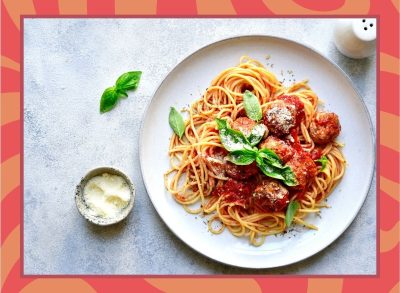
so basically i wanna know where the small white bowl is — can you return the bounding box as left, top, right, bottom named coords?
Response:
left=75, top=166, right=135, bottom=226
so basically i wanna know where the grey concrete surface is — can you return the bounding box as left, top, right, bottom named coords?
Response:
left=24, top=18, right=376, bottom=275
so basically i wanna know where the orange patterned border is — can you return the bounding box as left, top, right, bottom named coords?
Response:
left=1, top=0, right=399, bottom=292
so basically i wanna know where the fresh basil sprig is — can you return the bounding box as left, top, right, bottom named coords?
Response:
left=100, top=71, right=142, bottom=113
left=243, top=90, right=262, bottom=121
left=255, top=153, right=298, bottom=186
left=281, top=167, right=298, bottom=186
left=285, top=200, right=300, bottom=227
left=226, top=149, right=257, bottom=165
left=255, top=155, right=283, bottom=180
left=315, top=155, right=328, bottom=172
left=169, top=107, right=185, bottom=138
left=247, top=124, right=267, bottom=146
left=100, top=87, right=120, bottom=113
left=258, top=148, right=283, bottom=169
left=215, top=118, right=298, bottom=186
left=116, top=71, right=142, bottom=91
left=258, top=149, right=296, bottom=184
left=215, top=118, right=251, bottom=152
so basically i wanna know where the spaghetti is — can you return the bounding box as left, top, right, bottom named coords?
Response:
left=164, top=56, right=346, bottom=246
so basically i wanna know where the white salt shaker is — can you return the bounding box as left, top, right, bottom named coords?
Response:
left=334, top=18, right=376, bottom=59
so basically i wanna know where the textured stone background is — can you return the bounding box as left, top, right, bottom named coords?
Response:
left=24, top=18, right=376, bottom=275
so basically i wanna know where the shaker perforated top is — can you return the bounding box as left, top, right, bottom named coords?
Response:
left=352, top=18, right=376, bottom=42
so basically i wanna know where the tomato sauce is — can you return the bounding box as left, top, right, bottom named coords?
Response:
left=212, top=178, right=256, bottom=207
left=310, top=148, right=323, bottom=160
left=289, top=128, right=303, bottom=152
left=290, top=188, right=307, bottom=201
left=278, top=95, right=305, bottom=127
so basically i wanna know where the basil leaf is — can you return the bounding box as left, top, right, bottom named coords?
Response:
left=315, top=155, right=328, bottom=172
left=219, top=129, right=250, bottom=152
left=255, top=156, right=285, bottom=181
left=169, top=107, right=185, bottom=138
left=215, top=118, right=228, bottom=130
left=117, top=89, right=128, bottom=98
left=100, top=71, right=142, bottom=114
left=281, top=166, right=298, bottom=186
left=258, top=148, right=284, bottom=169
left=100, top=86, right=119, bottom=113
left=243, top=90, right=262, bottom=121
left=215, top=118, right=252, bottom=152
left=116, top=71, right=142, bottom=91
left=247, top=124, right=267, bottom=146
left=226, top=149, right=257, bottom=165
left=256, top=152, right=298, bottom=186
left=285, top=200, right=300, bottom=227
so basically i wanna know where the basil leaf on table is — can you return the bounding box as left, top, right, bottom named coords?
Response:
left=243, top=90, right=262, bottom=121
left=100, top=86, right=120, bottom=113
left=315, top=155, right=328, bottom=172
left=285, top=200, right=300, bottom=227
left=246, top=124, right=267, bottom=146
left=116, top=71, right=142, bottom=91
left=215, top=118, right=252, bottom=152
left=100, top=71, right=142, bottom=114
left=226, top=149, right=257, bottom=165
left=169, top=107, right=185, bottom=138
left=117, top=89, right=129, bottom=98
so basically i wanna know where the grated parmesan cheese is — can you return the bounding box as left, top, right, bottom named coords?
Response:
left=266, top=106, right=295, bottom=133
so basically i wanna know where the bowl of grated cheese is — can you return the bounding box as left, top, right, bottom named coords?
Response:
left=75, top=166, right=135, bottom=226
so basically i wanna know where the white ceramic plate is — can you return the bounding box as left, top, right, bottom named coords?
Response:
left=139, top=36, right=374, bottom=269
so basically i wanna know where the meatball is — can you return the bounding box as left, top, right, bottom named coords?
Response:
left=285, top=152, right=318, bottom=189
left=232, top=117, right=256, bottom=136
left=278, top=95, right=305, bottom=119
left=309, top=112, right=341, bottom=144
left=203, top=148, right=228, bottom=177
left=225, top=161, right=259, bottom=180
left=252, top=179, right=289, bottom=212
left=212, top=178, right=257, bottom=208
left=264, top=100, right=297, bottom=135
left=259, top=135, right=295, bottom=163
left=264, top=95, right=305, bottom=136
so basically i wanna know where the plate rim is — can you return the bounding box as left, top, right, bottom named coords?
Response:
left=139, top=34, right=375, bottom=269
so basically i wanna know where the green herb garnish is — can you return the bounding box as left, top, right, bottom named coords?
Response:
left=215, top=118, right=298, bottom=186
left=226, top=149, right=257, bottom=165
left=100, top=87, right=120, bottom=113
left=169, top=107, right=185, bottom=138
left=243, top=90, right=262, bottom=121
left=255, top=153, right=298, bottom=186
left=257, top=148, right=284, bottom=169
left=315, top=155, right=328, bottom=172
left=100, top=71, right=142, bottom=113
left=247, top=124, right=267, bottom=146
left=115, top=71, right=142, bottom=92
left=285, top=200, right=300, bottom=227
left=215, top=118, right=251, bottom=152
